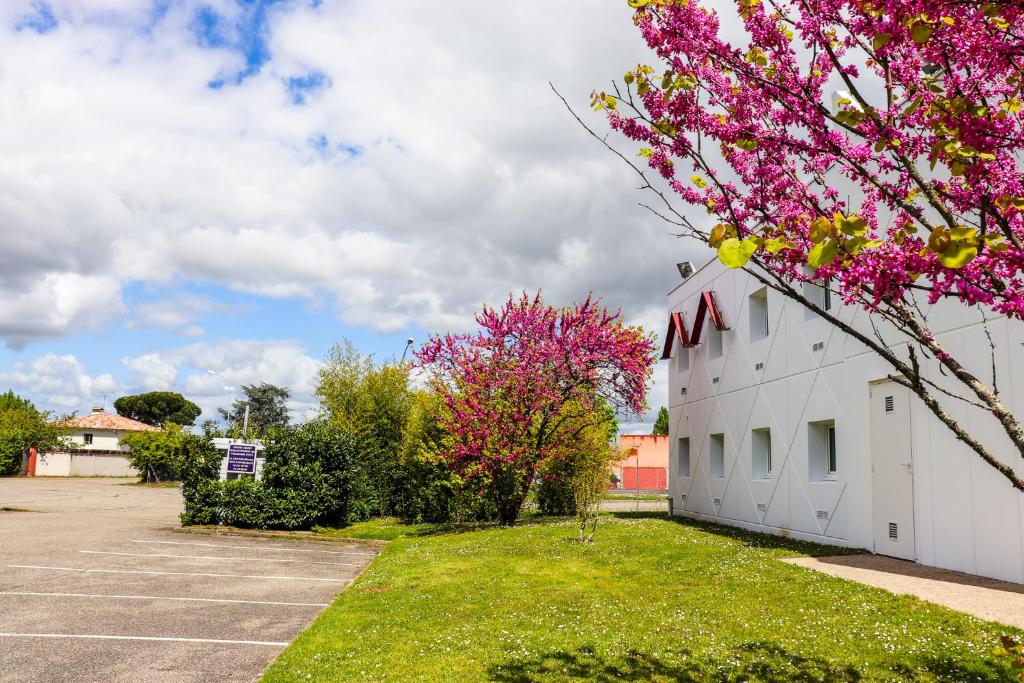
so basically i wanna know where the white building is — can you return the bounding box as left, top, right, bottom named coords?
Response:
left=666, top=259, right=1024, bottom=583
left=34, top=407, right=161, bottom=477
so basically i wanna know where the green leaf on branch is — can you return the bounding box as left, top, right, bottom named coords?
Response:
left=718, top=237, right=758, bottom=269
left=911, top=23, right=934, bottom=44
left=807, top=239, right=839, bottom=269
left=872, top=33, right=892, bottom=51
left=764, top=237, right=797, bottom=253
left=835, top=213, right=868, bottom=236
left=938, top=243, right=978, bottom=268
left=809, top=217, right=833, bottom=244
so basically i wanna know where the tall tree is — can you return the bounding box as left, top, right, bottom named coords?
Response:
left=652, top=406, right=669, bottom=436
left=586, top=0, right=1024, bottom=490
left=316, top=340, right=412, bottom=518
left=416, top=292, right=656, bottom=525
left=219, top=383, right=290, bottom=434
left=0, top=390, right=35, bottom=413
left=114, top=391, right=201, bottom=427
left=0, top=393, right=70, bottom=475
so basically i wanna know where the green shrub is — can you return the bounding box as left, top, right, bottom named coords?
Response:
left=535, top=459, right=575, bottom=516
left=0, top=401, right=70, bottom=476
left=179, top=433, right=222, bottom=526
left=122, top=424, right=186, bottom=482
left=181, top=419, right=359, bottom=531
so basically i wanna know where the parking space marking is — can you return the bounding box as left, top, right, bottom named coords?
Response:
left=132, top=539, right=377, bottom=557
left=0, top=633, right=288, bottom=646
left=81, top=550, right=359, bottom=567
left=0, top=592, right=329, bottom=607
left=9, top=565, right=351, bottom=583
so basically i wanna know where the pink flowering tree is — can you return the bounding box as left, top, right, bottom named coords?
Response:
left=579, top=0, right=1024, bottom=489
left=415, top=292, right=656, bottom=525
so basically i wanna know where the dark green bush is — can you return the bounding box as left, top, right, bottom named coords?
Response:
left=123, top=425, right=186, bottom=483
left=179, top=433, right=222, bottom=526
left=535, top=460, right=575, bottom=516
left=181, top=419, right=359, bottom=531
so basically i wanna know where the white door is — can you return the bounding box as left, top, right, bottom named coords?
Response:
left=870, top=381, right=916, bottom=560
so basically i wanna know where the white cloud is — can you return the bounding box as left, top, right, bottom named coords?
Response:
left=122, top=352, right=178, bottom=392
left=127, top=338, right=323, bottom=422
left=0, top=0, right=705, bottom=349
left=0, top=353, right=120, bottom=412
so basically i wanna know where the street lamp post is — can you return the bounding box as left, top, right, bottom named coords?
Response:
left=207, top=370, right=249, bottom=438
left=400, top=337, right=414, bottom=364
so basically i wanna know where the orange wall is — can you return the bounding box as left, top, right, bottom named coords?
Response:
left=616, top=434, right=670, bottom=468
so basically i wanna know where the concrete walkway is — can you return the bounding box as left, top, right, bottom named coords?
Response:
left=783, top=554, right=1024, bottom=628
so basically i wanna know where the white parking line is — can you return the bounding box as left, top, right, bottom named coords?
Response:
left=81, top=550, right=359, bottom=567
left=132, top=539, right=377, bottom=557
left=0, top=633, right=288, bottom=646
left=0, top=592, right=329, bottom=607
left=8, top=565, right=350, bottom=583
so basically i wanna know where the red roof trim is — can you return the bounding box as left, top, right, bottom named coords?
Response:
left=662, top=291, right=729, bottom=359
left=661, top=311, right=691, bottom=359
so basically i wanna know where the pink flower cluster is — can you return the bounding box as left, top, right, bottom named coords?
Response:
left=605, top=0, right=1024, bottom=316
left=415, top=292, right=655, bottom=481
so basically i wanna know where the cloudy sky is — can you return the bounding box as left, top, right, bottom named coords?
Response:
left=0, top=0, right=706, bottom=430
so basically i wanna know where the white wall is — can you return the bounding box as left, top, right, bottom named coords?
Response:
left=35, top=451, right=134, bottom=477
left=67, top=429, right=128, bottom=452
left=667, top=259, right=1024, bottom=582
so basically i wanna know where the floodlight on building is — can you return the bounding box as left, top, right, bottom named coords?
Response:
left=677, top=261, right=695, bottom=280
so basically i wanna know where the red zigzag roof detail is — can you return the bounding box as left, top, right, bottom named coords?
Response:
left=661, top=291, right=729, bottom=360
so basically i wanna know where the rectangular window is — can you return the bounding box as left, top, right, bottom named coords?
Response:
left=676, top=345, right=690, bottom=372
left=710, top=433, right=725, bottom=478
left=677, top=437, right=691, bottom=478
left=803, top=278, right=833, bottom=317
left=752, top=428, right=772, bottom=479
left=83, top=433, right=94, bottom=445
left=827, top=425, right=837, bottom=475
left=808, top=420, right=837, bottom=481
left=708, top=326, right=723, bottom=359
left=749, top=287, right=768, bottom=342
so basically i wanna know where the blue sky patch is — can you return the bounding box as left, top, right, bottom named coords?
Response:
left=15, top=1, right=58, bottom=34
left=192, top=0, right=289, bottom=88
left=286, top=71, right=329, bottom=104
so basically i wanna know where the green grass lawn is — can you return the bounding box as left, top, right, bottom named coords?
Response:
left=602, top=492, right=667, bottom=501
left=265, top=514, right=1017, bottom=682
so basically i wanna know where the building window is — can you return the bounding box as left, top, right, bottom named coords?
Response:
left=752, top=428, right=772, bottom=479
left=83, top=433, right=94, bottom=445
left=708, top=326, right=723, bottom=359
left=677, top=437, right=691, bottom=478
left=804, top=278, right=832, bottom=317
left=676, top=345, right=690, bottom=372
left=827, top=425, right=837, bottom=475
left=710, top=433, right=725, bottom=479
left=749, top=287, right=768, bottom=342
left=808, top=420, right=837, bottom=481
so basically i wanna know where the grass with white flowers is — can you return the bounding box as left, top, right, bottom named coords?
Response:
left=264, top=513, right=1016, bottom=682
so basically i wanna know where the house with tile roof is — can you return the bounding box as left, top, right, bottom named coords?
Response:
left=33, top=407, right=162, bottom=477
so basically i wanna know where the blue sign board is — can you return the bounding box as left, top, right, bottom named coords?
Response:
left=226, top=443, right=257, bottom=474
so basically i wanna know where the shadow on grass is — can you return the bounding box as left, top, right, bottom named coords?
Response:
left=487, top=642, right=1012, bottom=682
left=487, top=642, right=863, bottom=682
left=608, top=510, right=857, bottom=557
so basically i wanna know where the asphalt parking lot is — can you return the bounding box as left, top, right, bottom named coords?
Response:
left=0, top=477, right=379, bottom=682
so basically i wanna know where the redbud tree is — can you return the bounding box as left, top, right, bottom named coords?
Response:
left=415, top=292, right=656, bottom=525
left=580, top=0, right=1024, bottom=490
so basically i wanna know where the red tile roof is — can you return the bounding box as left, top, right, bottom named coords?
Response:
left=61, top=412, right=162, bottom=432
